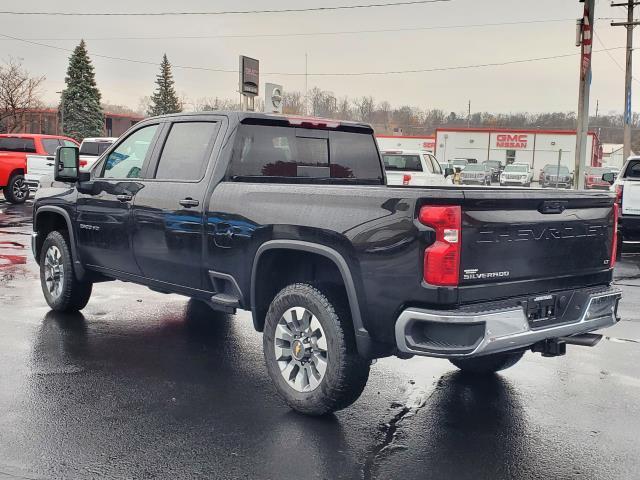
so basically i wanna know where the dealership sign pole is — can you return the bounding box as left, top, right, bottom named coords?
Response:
left=575, top=0, right=595, bottom=190
left=239, top=55, right=259, bottom=112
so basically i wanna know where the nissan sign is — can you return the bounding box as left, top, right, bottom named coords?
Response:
left=265, top=83, right=283, bottom=113
left=239, top=55, right=259, bottom=97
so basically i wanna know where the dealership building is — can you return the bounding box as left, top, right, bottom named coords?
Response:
left=376, top=135, right=436, bottom=153
left=433, top=127, right=602, bottom=173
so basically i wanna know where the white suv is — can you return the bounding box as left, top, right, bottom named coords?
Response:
left=606, top=156, right=640, bottom=249
left=500, top=163, right=533, bottom=187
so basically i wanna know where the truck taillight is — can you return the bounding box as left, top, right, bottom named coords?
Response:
left=79, top=159, right=87, bottom=167
left=403, top=174, right=412, bottom=186
left=611, top=203, right=619, bottom=268
left=419, top=205, right=461, bottom=286
left=615, top=184, right=624, bottom=207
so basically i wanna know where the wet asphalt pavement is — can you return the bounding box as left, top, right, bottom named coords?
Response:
left=1, top=198, right=639, bottom=480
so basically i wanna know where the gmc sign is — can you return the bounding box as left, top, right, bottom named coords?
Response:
left=496, top=134, right=528, bottom=149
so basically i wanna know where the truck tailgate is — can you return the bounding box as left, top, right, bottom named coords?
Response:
left=458, top=189, right=615, bottom=294
left=622, top=180, right=640, bottom=216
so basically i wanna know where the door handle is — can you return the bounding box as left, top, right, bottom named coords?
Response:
left=116, top=194, right=133, bottom=202
left=46, top=162, right=54, bottom=166
left=179, top=198, right=200, bottom=208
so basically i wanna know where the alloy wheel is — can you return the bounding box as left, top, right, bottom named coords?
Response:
left=274, top=306, right=328, bottom=392
left=12, top=177, right=28, bottom=200
left=44, top=245, right=64, bottom=299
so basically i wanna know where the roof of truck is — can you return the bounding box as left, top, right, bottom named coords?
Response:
left=142, top=111, right=373, bottom=131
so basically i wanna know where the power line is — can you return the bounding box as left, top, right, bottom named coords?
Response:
left=0, top=31, right=626, bottom=77
left=0, top=17, right=627, bottom=42
left=0, top=1, right=450, bottom=17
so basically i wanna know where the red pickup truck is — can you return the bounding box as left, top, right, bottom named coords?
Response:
left=0, top=134, right=78, bottom=204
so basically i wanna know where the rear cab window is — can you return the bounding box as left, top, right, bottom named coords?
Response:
left=80, top=141, right=112, bottom=156
left=0, top=137, right=36, bottom=153
left=382, top=154, right=423, bottom=172
left=228, top=123, right=383, bottom=184
left=624, top=160, right=640, bottom=179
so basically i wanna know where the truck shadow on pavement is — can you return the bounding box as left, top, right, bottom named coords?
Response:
left=24, top=300, right=358, bottom=479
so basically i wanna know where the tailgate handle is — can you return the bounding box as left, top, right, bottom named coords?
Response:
left=539, top=201, right=568, bottom=214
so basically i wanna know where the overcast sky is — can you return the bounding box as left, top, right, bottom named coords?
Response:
left=1, top=0, right=638, bottom=115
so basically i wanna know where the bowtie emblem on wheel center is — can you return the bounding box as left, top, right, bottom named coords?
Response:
left=292, top=340, right=305, bottom=360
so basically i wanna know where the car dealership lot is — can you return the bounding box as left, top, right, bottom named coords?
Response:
left=1, top=198, right=640, bottom=480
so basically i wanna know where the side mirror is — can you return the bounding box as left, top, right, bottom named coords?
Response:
left=54, top=146, right=80, bottom=182
left=602, top=172, right=616, bottom=184
left=444, top=167, right=454, bottom=178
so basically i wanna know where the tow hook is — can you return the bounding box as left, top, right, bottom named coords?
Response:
left=531, top=333, right=603, bottom=357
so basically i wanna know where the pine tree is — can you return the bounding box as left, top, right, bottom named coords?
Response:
left=60, top=40, right=104, bottom=141
left=148, top=54, right=182, bottom=116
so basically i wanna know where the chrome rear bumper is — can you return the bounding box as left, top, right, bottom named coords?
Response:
left=395, top=287, right=621, bottom=358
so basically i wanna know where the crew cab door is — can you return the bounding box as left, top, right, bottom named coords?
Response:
left=76, top=123, right=162, bottom=275
left=130, top=116, right=223, bottom=290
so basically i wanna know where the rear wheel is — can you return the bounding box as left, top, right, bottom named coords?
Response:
left=449, top=351, right=524, bottom=375
left=4, top=174, right=29, bottom=204
left=263, top=283, right=370, bottom=416
left=40, top=230, right=92, bottom=312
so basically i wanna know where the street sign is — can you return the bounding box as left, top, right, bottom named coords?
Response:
left=239, top=56, right=259, bottom=97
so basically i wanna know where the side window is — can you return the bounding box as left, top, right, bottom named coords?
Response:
left=422, top=155, right=436, bottom=174
left=62, top=140, right=77, bottom=147
left=428, top=155, right=442, bottom=174
left=41, top=139, right=61, bottom=156
left=102, top=124, right=158, bottom=179
left=154, top=122, right=219, bottom=181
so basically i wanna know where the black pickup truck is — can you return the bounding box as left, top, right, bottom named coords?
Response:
left=32, top=112, right=622, bottom=415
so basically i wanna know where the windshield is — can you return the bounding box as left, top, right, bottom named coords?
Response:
left=544, top=165, right=570, bottom=174
left=382, top=154, right=423, bottom=172
left=504, top=165, right=528, bottom=173
left=464, top=165, right=484, bottom=172
left=452, top=160, right=468, bottom=166
left=484, top=161, right=500, bottom=168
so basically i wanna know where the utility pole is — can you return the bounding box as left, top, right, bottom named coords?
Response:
left=467, top=100, right=471, bottom=128
left=575, top=0, right=595, bottom=190
left=612, top=1, right=640, bottom=162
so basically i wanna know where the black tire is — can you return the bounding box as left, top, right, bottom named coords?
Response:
left=40, top=230, right=92, bottom=312
left=449, top=350, right=524, bottom=375
left=4, top=173, right=29, bottom=204
left=263, top=283, right=370, bottom=416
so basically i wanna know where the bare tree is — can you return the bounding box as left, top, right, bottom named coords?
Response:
left=354, top=96, right=375, bottom=123
left=0, top=57, right=45, bottom=133
left=283, top=91, right=304, bottom=115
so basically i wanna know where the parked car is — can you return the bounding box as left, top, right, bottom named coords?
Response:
left=604, top=156, right=640, bottom=252
left=585, top=166, right=618, bottom=190
left=32, top=112, right=621, bottom=416
left=540, top=164, right=573, bottom=188
left=381, top=149, right=450, bottom=186
left=500, top=163, right=533, bottom=187
left=483, top=160, right=503, bottom=182
left=451, top=158, right=472, bottom=171
left=0, top=133, right=77, bottom=203
left=79, top=137, right=117, bottom=170
left=460, top=163, right=492, bottom=185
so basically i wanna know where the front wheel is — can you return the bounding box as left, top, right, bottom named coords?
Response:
left=4, top=174, right=29, bottom=204
left=263, top=283, right=370, bottom=416
left=449, top=351, right=524, bottom=375
left=40, top=230, right=92, bottom=312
